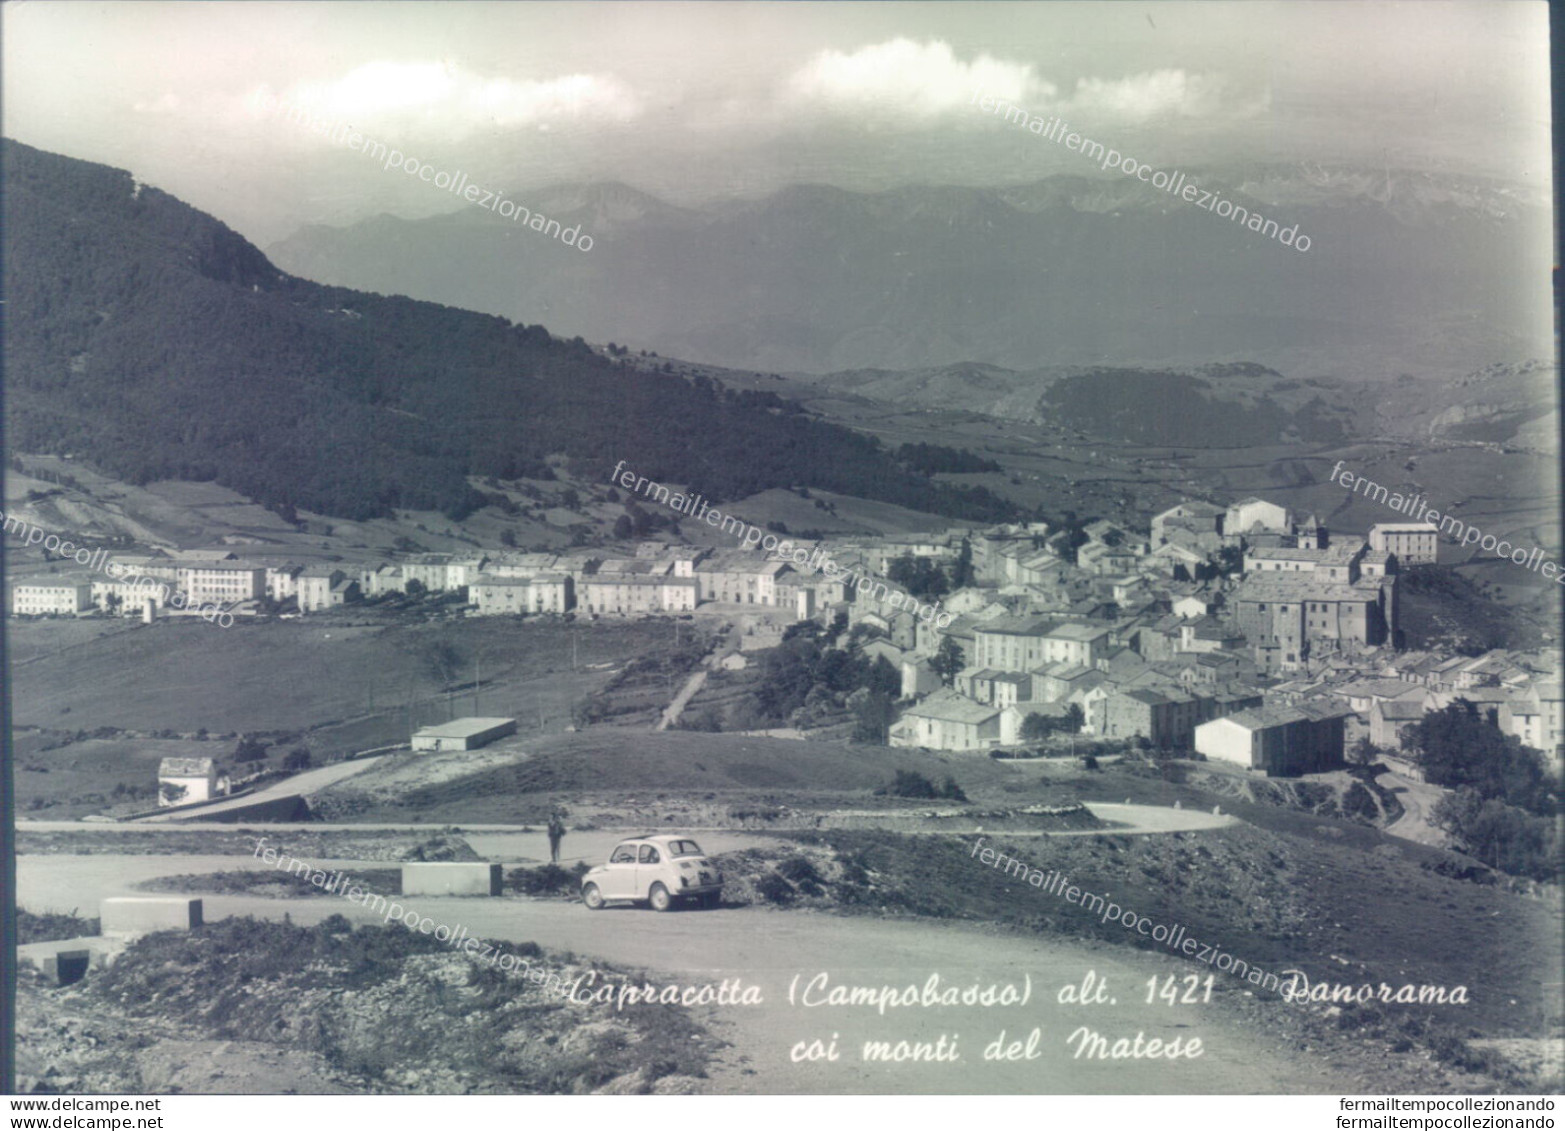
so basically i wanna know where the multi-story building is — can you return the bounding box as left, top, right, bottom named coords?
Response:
left=1097, top=687, right=1212, bottom=749
left=693, top=552, right=778, bottom=606
left=971, top=616, right=1055, bottom=671
left=177, top=562, right=265, bottom=606
left=956, top=669, right=1031, bottom=709
left=1224, top=497, right=1292, bottom=543
left=1500, top=682, right=1564, bottom=758
left=1245, top=547, right=1328, bottom=574
left=264, top=564, right=303, bottom=602
left=1229, top=564, right=1396, bottom=671
left=1040, top=622, right=1111, bottom=668
left=92, top=578, right=166, bottom=614
left=1368, top=523, right=1438, bottom=566
left=12, top=579, right=94, bottom=615
left=470, top=573, right=573, bottom=615
left=1150, top=501, right=1225, bottom=552
left=402, top=554, right=456, bottom=592
left=298, top=566, right=361, bottom=612
left=581, top=575, right=698, bottom=616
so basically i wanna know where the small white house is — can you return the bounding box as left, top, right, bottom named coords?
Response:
left=158, top=757, right=218, bottom=807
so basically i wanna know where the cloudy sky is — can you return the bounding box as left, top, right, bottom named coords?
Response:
left=3, top=1, right=1550, bottom=244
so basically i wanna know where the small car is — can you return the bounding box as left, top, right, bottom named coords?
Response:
left=581, top=834, right=723, bottom=911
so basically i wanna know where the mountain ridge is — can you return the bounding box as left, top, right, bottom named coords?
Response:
left=0, top=139, right=1022, bottom=526
left=265, top=165, right=1550, bottom=377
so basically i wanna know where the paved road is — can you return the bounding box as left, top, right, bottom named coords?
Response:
left=15, top=848, right=1337, bottom=1094
left=12, top=797, right=1347, bottom=1095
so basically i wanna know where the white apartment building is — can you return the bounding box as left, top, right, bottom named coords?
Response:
left=177, top=562, right=264, bottom=605
left=12, top=580, right=94, bottom=615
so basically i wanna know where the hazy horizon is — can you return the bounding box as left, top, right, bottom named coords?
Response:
left=3, top=2, right=1551, bottom=246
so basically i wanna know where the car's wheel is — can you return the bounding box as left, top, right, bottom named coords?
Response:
left=582, top=883, right=605, bottom=910
left=648, top=882, right=672, bottom=912
left=701, top=892, right=720, bottom=910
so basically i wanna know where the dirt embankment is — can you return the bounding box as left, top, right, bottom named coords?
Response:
left=17, top=828, right=482, bottom=860
left=1180, top=766, right=1404, bottom=827
left=17, top=916, right=714, bottom=1095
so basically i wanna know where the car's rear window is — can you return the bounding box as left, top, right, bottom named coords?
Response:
left=668, top=840, right=704, bottom=858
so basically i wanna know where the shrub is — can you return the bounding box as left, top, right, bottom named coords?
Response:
left=885, top=770, right=938, bottom=799
left=507, top=862, right=590, bottom=896
left=776, top=856, right=824, bottom=895
left=938, top=776, right=968, bottom=802
left=753, top=871, right=795, bottom=903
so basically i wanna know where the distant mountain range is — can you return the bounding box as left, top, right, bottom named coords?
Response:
left=0, top=140, right=1021, bottom=525
left=762, top=358, right=1556, bottom=450
left=266, top=166, right=1551, bottom=378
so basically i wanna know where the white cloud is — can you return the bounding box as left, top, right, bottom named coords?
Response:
left=781, top=39, right=1265, bottom=128
left=785, top=38, right=1053, bottom=117
left=245, top=60, right=641, bottom=140
left=1061, top=69, right=1269, bottom=122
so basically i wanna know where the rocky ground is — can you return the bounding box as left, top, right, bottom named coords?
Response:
left=16, top=916, right=715, bottom=1095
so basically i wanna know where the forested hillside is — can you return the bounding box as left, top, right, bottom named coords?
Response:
left=2, top=140, right=1020, bottom=524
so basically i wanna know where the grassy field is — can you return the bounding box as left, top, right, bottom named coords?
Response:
left=9, top=616, right=682, bottom=736
left=15, top=737, right=218, bottom=818
left=311, top=730, right=1022, bottom=823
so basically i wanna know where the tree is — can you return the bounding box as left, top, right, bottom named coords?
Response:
left=612, top=515, right=634, bottom=540
left=951, top=537, right=975, bottom=589
left=931, top=636, right=965, bottom=687
left=1432, top=786, right=1559, bottom=881
left=938, top=775, right=968, bottom=802
left=499, top=528, right=517, bottom=548
left=866, top=655, right=901, bottom=699
left=1349, top=736, right=1380, bottom=768
left=1408, top=701, right=1554, bottom=814
left=887, top=552, right=949, bottom=601
left=1021, top=713, right=1053, bottom=741
left=283, top=747, right=313, bottom=771
left=852, top=692, right=896, bottom=745
left=1063, top=703, right=1086, bottom=733
left=233, top=736, right=269, bottom=763
left=404, top=577, right=428, bottom=598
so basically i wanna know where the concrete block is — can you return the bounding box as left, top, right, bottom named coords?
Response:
left=100, top=896, right=204, bottom=937
left=42, top=950, right=92, bottom=986
left=401, top=862, right=503, bottom=896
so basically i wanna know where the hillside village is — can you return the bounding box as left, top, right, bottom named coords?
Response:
left=11, top=489, right=1561, bottom=779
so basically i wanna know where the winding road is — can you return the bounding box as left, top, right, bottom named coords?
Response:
left=16, top=802, right=1344, bottom=1094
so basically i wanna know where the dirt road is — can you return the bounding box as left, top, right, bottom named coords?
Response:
left=1376, top=764, right=1450, bottom=848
